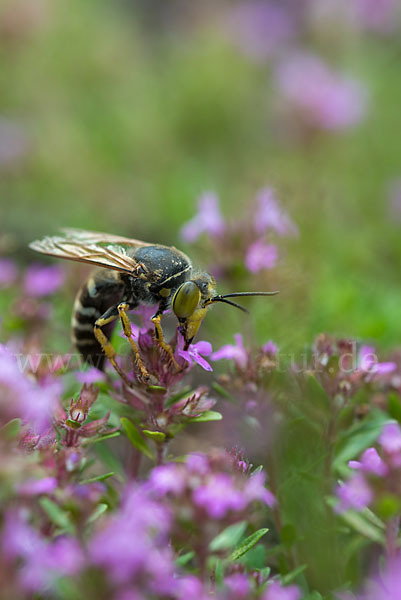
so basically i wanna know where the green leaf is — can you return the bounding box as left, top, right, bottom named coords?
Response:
left=211, top=382, right=232, bottom=399
left=281, top=564, right=307, bottom=585
left=333, top=411, right=389, bottom=469
left=39, top=498, right=75, bottom=534
left=165, top=387, right=192, bottom=408
left=210, top=521, right=247, bottom=552
left=229, top=528, right=269, bottom=561
left=1, top=418, right=21, bottom=440
left=175, top=551, right=195, bottom=566
left=146, top=385, right=167, bottom=394
left=327, top=498, right=385, bottom=543
left=79, top=471, right=115, bottom=485
left=388, top=393, right=401, bottom=423
left=142, top=430, right=166, bottom=443
left=187, top=411, right=223, bottom=423
left=83, top=431, right=121, bottom=444
left=87, top=503, right=108, bottom=524
left=305, top=375, right=329, bottom=409
left=120, top=418, right=155, bottom=460
left=280, top=523, right=297, bottom=547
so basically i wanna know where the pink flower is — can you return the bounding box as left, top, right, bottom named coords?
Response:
left=211, top=333, right=248, bottom=369
left=180, top=192, right=225, bottom=243
left=349, top=448, right=388, bottom=477
left=254, top=188, right=298, bottom=236
left=263, top=581, right=301, bottom=600
left=24, top=264, right=65, bottom=296
left=263, top=340, right=278, bottom=355
left=276, top=53, right=367, bottom=131
left=18, top=477, right=58, bottom=496
left=193, top=473, right=247, bottom=518
left=0, top=258, right=18, bottom=287
left=75, top=367, right=106, bottom=385
left=245, top=239, right=278, bottom=273
left=379, top=423, right=401, bottom=454
left=176, top=334, right=213, bottom=372
left=335, top=473, right=373, bottom=512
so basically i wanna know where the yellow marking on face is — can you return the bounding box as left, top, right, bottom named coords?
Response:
left=159, top=287, right=171, bottom=298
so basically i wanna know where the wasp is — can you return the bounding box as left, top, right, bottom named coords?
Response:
left=29, top=229, right=278, bottom=383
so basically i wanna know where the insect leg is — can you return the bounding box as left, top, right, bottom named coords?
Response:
left=117, top=302, right=150, bottom=381
left=151, top=302, right=181, bottom=371
left=94, top=306, right=133, bottom=387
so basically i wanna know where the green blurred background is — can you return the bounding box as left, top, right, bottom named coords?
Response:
left=1, top=0, right=401, bottom=355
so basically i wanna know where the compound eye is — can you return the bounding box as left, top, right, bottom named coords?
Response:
left=172, top=281, right=200, bottom=319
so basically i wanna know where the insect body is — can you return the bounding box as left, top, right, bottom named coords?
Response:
left=29, top=229, right=278, bottom=383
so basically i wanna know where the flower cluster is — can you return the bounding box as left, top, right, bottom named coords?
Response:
left=336, top=422, right=401, bottom=514
left=274, top=53, right=367, bottom=137
left=180, top=188, right=297, bottom=279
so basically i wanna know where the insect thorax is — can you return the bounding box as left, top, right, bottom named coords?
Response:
left=123, top=245, right=193, bottom=305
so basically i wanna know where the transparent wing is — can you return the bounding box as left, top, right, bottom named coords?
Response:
left=29, top=230, right=151, bottom=275
left=60, top=228, right=155, bottom=248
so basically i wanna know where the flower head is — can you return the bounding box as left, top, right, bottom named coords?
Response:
left=180, top=192, right=225, bottom=243
left=254, top=188, right=298, bottom=237
left=245, top=240, right=278, bottom=273
left=211, top=334, right=248, bottom=370
left=276, top=53, right=367, bottom=132
left=23, top=264, right=65, bottom=297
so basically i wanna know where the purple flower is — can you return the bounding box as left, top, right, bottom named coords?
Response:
left=193, top=473, right=247, bottom=518
left=75, top=367, right=106, bottom=384
left=1, top=511, right=83, bottom=593
left=0, top=344, right=60, bottom=433
left=211, top=333, right=248, bottom=369
left=358, top=345, right=396, bottom=375
left=180, top=192, right=225, bottom=243
left=18, top=476, right=58, bottom=496
left=244, top=471, right=276, bottom=508
left=263, top=581, right=301, bottom=600
left=224, top=572, right=251, bottom=597
left=23, top=264, right=65, bottom=296
left=225, top=1, right=295, bottom=61
left=245, top=239, right=278, bottom=273
left=148, top=464, right=186, bottom=496
left=354, top=0, right=399, bottom=33
left=254, top=188, right=298, bottom=237
left=379, top=423, right=401, bottom=454
left=263, top=340, right=278, bottom=355
left=89, top=485, right=174, bottom=592
left=357, top=557, right=401, bottom=600
left=0, top=258, right=18, bottom=287
left=276, top=53, right=367, bottom=131
left=349, top=448, right=388, bottom=477
left=176, top=334, right=213, bottom=372
left=335, top=473, right=373, bottom=512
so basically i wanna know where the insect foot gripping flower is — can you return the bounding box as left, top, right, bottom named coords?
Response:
left=148, top=449, right=275, bottom=572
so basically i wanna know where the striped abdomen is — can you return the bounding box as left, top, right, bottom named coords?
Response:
left=72, top=269, right=124, bottom=370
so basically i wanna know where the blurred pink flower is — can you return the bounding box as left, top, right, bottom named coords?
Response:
left=276, top=53, right=367, bottom=131
left=379, top=423, right=401, bottom=454
left=0, top=258, right=18, bottom=287
left=349, top=447, right=388, bottom=477
left=335, top=473, right=373, bottom=512
left=24, top=264, right=65, bottom=296
left=75, top=367, right=106, bottom=385
left=357, top=557, right=401, bottom=600
left=254, top=188, right=298, bottom=236
left=180, top=192, right=225, bottom=242
left=211, top=333, right=248, bottom=369
left=226, top=1, right=295, bottom=61
left=263, top=340, right=278, bottom=355
left=245, top=239, right=278, bottom=272
left=263, top=581, right=301, bottom=600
